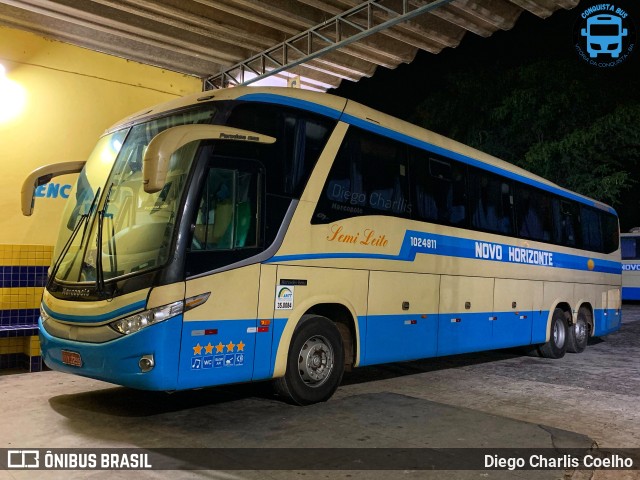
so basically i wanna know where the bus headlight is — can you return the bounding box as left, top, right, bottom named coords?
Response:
left=110, top=301, right=183, bottom=335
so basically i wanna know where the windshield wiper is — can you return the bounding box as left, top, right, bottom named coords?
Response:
left=95, top=182, right=115, bottom=297
left=49, top=187, right=102, bottom=287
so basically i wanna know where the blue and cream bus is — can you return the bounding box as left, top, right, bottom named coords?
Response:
left=22, top=87, right=622, bottom=405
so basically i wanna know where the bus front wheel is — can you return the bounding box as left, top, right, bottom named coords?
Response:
left=567, top=308, right=590, bottom=354
left=274, top=315, right=345, bottom=405
left=538, top=308, right=568, bottom=359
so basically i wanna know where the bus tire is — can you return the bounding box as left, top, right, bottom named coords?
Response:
left=273, top=315, right=344, bottom=406
left=567, top=308, right=590, bottom=354
left=538, top=308, right=568, bottom=359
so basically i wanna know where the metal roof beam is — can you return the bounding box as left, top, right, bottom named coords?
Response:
left=319, top=0, right=467, bottom=49
left=2, top=0, right=239, bottom=65
left=204, top=0, right=454, bottom=90
left=450, top=0, right=522, bottom=30
left=97, top=0, right=378, bottom=80
left=100, top=0, right=268, bottom=52
left=187, top=0, right=400, bottom=75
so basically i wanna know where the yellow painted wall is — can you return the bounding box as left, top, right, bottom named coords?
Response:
left=0, top=26, right=201, bottom=246
left=0, top=26, right=200, bottom=370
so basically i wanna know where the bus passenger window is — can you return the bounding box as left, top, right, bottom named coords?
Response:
left=469, top=170, right=513, bottom=235
left=516, top=187, right=550, bottom=242
left=408, top=149, right=438, bottom=222
left=325, top=140, right=365, bottom=206
left=312, top=127, right=409, bottom=223
left=552, top=199, right=579, bottom=247
left=415, top=186, right=438, bottom=221
left=428, top=158, right=466, bottom=226
left=449, top=167, right=467, bottom=225
left=581, top=206, right=603, bottom=252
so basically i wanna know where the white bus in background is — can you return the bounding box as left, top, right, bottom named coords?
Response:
left=22, top=87, right=622, bottom=405
left=622, top=229, right=640, bottom=301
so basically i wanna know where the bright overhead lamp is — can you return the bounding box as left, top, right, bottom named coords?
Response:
left=0, top=63, right=27, bottom=123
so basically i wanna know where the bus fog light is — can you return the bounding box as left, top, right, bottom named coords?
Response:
left=139, top=355, right=155, bottom=373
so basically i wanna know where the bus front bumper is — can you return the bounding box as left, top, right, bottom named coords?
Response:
left=39, top=315, right=182, bottom=391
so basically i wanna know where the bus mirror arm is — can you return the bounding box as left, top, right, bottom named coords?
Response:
left=142, top=125, right=275, bottom=194
left=21, top=161, right=86, bottom=216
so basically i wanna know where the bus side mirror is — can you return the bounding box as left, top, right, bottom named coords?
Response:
left=142, top=125, right=275, bottom=194
left=21, top=161, right=86, bottom=216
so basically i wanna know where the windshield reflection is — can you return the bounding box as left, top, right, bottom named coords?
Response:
left=52, top=107, right=216, bottom=286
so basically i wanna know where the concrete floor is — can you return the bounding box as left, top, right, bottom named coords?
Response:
left=1, top=306, right=639, bottom=480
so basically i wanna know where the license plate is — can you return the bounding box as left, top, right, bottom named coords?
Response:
left=61, top=350, right=82, bottom=367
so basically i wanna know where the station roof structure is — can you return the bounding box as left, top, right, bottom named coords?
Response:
left=0, top=0, right=578, bottom=91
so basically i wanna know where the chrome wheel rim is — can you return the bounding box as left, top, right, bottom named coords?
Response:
left=554, top=319, right=566, bottom=349
left=575, top=318, right=588, bottom=345
left=297, top=335, right=334, bottom=388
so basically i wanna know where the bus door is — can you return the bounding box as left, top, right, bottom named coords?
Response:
left=492, top=279, right=539, bottom=348
left=177, top=159, right=266, bottom=389
left=437, top=276, right=494, bottom=355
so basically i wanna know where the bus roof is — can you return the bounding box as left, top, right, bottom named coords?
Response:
left=106, top=86, right=615, bottom=215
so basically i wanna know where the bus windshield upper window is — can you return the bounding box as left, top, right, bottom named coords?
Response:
left=622, top=237, right=639, bottom=259
left=226, top=103, right=335, bottom=199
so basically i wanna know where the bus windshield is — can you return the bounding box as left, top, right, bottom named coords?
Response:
left=52, top=107, right=217, bottom=286
left=622, top=236, right=640, bottom=260
left=590, top=24, right=621, bottom=36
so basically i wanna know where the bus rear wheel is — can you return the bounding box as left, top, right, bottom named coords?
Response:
left=274, top=315, right=344, bottom=405
left=538, top=308, right=568, bottom=359
left=567, top=308, right=590, bottom=353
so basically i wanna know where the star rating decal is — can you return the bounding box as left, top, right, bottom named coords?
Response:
left=193, top=340, right=246, bottom=355
left=191, top=337, right=248, bottom=370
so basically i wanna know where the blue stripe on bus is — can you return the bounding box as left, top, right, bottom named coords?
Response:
left=360, top=308, right=619, bottom=366
left=594, top=309, right=622, bottom=336
left=267, top=230, right=621, bottom=275
left=41, top=300, right=147, bottom=324
left=39, top=307, right=619, bottom=390
left=236, top=93, right=344, bottom=119
left=178, top=318, right=262, bottom=389
left=236, top=92, right=616, bottom=215
left=622, top=286, right=640, bottom=301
